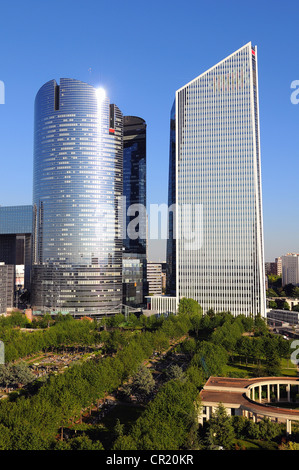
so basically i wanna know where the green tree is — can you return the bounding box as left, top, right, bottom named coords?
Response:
left=166, top=364, right=186, bottom=383
left=267, top=288, right=278, bottom=298
left=178, top=298, right=202, bottom=317
left=206, top=308, right=215, bottom=317
left=0, top=423, right=11, bottom=450
left=112, top=435, right=138, bottom=450
left=284, top=284, right=295, bottom=297
left=186, top=365, right=204, bottom=389
left=263, top=341, right=281, bottom=376
left=253, top=315, right=268, bottom=336
left=192, top=341, right=228, bottom=378
left=258, top=417, right=281, bottom=441
left=206, top=403, right=235, bottom=450
left=66, top=434, right=104, bottom=450
left=236, top=336, right=252, bottom=364
left=292, top=287, right=299, bottom=299
left=131, top=364, right=155, bottom=399
left=180, top=337, right=197, bottom=358
left=114, top=418, right=124, bottom=439
left=12, top=362, right=36, bottom=387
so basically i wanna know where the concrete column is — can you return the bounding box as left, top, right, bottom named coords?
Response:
left=286, top=419, right=292, bottom=436
left=252, top=413, right=256, bottom=423
left=287, top=384, right=291, bottom=402
left=277, top=384, right=280, bottom=402
left=267, top=384, right=270, bottom=402
left=259, top=386, right=262, bottom=403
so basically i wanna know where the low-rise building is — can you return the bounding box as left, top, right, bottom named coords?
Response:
left=267, top=308, right=299, bottom=326
left=199, top=376, right=299, bottom=435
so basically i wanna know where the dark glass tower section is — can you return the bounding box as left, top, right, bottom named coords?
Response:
left=122, top=116, right=147, bottom=307
left=0, top=205, right=33, bottom=300
left=31, top=79, right=123, bottom=316
left=166, top=102, right=176, bottom=295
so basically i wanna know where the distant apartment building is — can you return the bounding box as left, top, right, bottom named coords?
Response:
left=265, top=262, right=279, bottom=276
left=276, top=257, right=282, bottom=276
left=147, top=263, right=162, bottom=296
left=282, top=254, right=299, bottom=286
left=0, top=263, right=14, bottom=314
left=265, top=257, right=283, bottom=277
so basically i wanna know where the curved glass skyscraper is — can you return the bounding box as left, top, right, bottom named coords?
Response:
left=167, top=43, right=266, bottom=317
left=31, top=78, right=123, bottom=315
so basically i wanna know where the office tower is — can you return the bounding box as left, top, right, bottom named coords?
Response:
left=167, top=43, right=266, bottom=317
left=122, top=116, right=147, bottom=307
left=147, top=263, right=162, bottom=296
left=282, top=254, right=299, bottom=286
left=31, top=78, right=123, bottom=316
left=0, top=263, right=14, bottom=314
left=0, top=205, right=33, bottom=294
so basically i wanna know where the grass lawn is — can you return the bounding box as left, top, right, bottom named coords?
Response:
left=268, top=402, right=299, bottom=409
left=232, top=439, right=279, bottom=450
left=280, top=358, right=298, bottom=376
left=223, top=356, right=298, bottom=378
left=223, top=362, right=256, bottom=378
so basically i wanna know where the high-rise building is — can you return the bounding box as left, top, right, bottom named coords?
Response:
left=282, top=254, right=299, bottom=286
left=167, top=43, right=266, bottom=317
left=31, top=78, right=123, bottom=316
left=122, top=116, right=147, bottom=307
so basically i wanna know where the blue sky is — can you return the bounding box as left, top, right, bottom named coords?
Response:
left=0, top=0, right=298, bottom=262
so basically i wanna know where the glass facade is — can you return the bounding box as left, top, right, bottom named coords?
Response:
left=0, top=205, right=33, bottom=235
left=123, top=116, right=147, bottom=254
left=31, top=78, right=123, bottom=315
left=0, top=205, right=33, bottom=290
left=122, top=254, right=145, bottom=306
left=122, top=116, right=147, bottom=307
left=166, top=102, right=176, bottom=295
left=168, top=43, right=266, bottom=317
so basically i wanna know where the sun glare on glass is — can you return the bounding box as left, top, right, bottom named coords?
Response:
left=96, top=87, right=106, bottom=102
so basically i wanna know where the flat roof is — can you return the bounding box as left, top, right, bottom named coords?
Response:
left=200, top=376, right=299, bottom=420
